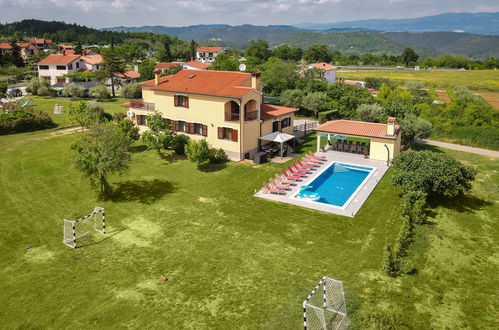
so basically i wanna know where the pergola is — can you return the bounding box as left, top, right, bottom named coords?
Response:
left=259, top=131, right=295, bottom=158
left=315, top=118, right=401, bottom=164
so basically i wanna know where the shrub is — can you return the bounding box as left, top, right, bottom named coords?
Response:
left=402, top=191, right=427, bottom=224
left=355, top=103, right=384, bottom=122
left=89, top=84, right=110, bottom=99
left=210, top=148, right=228, bottom=163
left=185, top=139, right=211, bottom=168
left=318, top=109, right=337, bottom=123
left=141, top=113, right=176, bottom=153
left=0, top=82, right=7, bottom=98
left=116, top=118, right=140, bottom=143
left=122, top=83, right=142, bottom=99
left=36, top=85, right=50, bottom=96
left=0, top=109, right=54, bottom=134
left=399, top=114, right=432, bottom=149
left=173, top=134, right=190, bottom=155
left=26, top=77, right=50, bottom=95
left=382, top=244, right=401, bottom=277
left=364, top=77, right=392, bottom=90
left=68, top=101, right=105, bottom=128
left=63, top=83, right=84, bottom=98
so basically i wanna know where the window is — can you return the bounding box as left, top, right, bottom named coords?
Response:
left=193, top=123, right=204, bottom=135
left=272, top=121, right=280, bottom=132
left=178, top=120, right=187, bottom=132
left=174, top=95, right=189, bottom=108
left=39, top=65, right=49, bottom=70
left=68, top=64, right=73, bottom=70
left=218, top=127, right=238, bottom=142
left=136, top=114, right=147, bottom=125
left=281, top=117, right=291, bottom=128
left=76, top=62, right=80, bottom=69
left=56, top=65, right=66, bottom=70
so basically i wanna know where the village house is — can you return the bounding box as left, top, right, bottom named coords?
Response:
left=123, top=69, right=298, bottom=161
left=30, top=38, right=52, bottom=50
left=307, top=62, right=337, bottom=84
left=0, top=42, right=39, bottom=59
left=36, top=53, right=103, bottom=85
left=196, top=47, right=225, bottom=64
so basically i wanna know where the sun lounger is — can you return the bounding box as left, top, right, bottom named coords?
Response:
left=270, top=178, right=291, bottom=190
left=281, top=169, right=303, bottom=180
left=292, top=163, right=311, bottom=173
left=287, top=167, right=307, bottom=177
left=275, top=174, right=295, bottom=185
left=263, top=182, right=285, bottom=194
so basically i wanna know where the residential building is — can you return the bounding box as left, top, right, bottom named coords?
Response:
left=155, top=61, right=209, bottom=73
left=36, top=54, right=103, bottom=85
left=30, top=38, right=52, bottom=50
left=116, top=70, right=141, bottom=84
left=308, top=62, right=337, bottom=84
left=0, top=42, right=39, bottom=59
left=123, top=69, right=298, bottom=161
left=196, top=47, right=225, bottom=63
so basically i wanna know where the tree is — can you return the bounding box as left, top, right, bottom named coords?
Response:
left=7, top=40, right=24, bottom=67
left=122, top=83, right=142, bottom=99
left=392, top=150, right=477, bottom=198
left=399, top=114, right=432, bottom=149
left=401, top=48, right=419, bottom=67
left=138, top=59, right=155, bottom=81
left=302, top=92, right=329, bottom=117
left=173, top=134, right=190, bottom=155
left=63, top=82, right=84, bottom=98
left=185, top=139, right=212, bottom=168
left=280, top=89, right=305, bottom=109
left=160, top=65, right=183, bottom=77
left=71, top=121, right=132, bottom=199
left=260, top=58, right=299, bottom=95
left=141, top=113, right=176, bottom=153
left=116, top=117, right=140, bottom=144
left=190, top=40, right=196, bottom=61
left=157, top=41, right=172, bottom=62
left=97, top=46, right=126, bottom=97
left=245, top=39, right=271, bottom=63
left=355, top=103, right=384, bottom=122
left=74, top=41, right=83, bottom=55
left=210, top=54, right=239, bottom=71
left=303, top=45, right=331, bottom=63
left=26, top=77, right=50, bottom=95
left=89, top=84, right=110, bottom=99
left=68, top=101, right=105, bottom=128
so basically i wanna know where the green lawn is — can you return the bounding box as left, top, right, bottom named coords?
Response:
left=0, top=128, right=497, bottom=329
left=337, top=69, right=499, bottom=91
left=25, top=95, right=129, bottom=127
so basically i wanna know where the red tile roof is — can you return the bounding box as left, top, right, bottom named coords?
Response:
left=309, top=62, right=336, bottom=71
left=0, top=43, right=11, bottom=49
left=80, top=54, right=103, bottom=65
left=155, top=62, right=184, bottom=69
left=315, top=119, right=400, bottom=140
left=260, top=104, right=298, bottom=121
left=60, top=44, right=73, bottom=49
left=142, top=69, right=254, bottom=98
left=63, top=49, right=94, bottom=55
left=197, top=47, right=223, bottom=52
left=184, top=61, right=209, bottom=69
left=30, top=38, right=52, bottom=44
left=16, top=43, right=31, bottom=48
left=0, top=42, right=35, bottom=49
left=116, top=70, right=140, bottom=79
left=37, top=54, right=81, bottom=65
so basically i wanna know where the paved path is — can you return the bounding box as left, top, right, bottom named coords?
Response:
left=416, top=139, right=499, bottom=158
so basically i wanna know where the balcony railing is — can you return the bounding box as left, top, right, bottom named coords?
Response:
left=128, top=99, right=155, bottom=111
left=225, top=113, right=240, bottom=122
left=245, top=111, right=258, bottom=121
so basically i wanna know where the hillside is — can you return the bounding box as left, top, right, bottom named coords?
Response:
left=296, top=12, right=499, bottom=35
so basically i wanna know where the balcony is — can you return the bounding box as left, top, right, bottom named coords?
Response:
left=125, top=99, right=155, bottom=111
left=245, top=111, right=258, bottom=121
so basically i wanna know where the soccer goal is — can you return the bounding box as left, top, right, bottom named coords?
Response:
left=63, top=206, right=106, bottom=248
left=303, top=277, right=349, bottom=330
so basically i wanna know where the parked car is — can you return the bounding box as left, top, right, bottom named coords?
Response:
left=7, top=88, right=22, bottom=97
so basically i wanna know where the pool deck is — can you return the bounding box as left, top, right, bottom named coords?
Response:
left=254, top=151, right=389, bottom=217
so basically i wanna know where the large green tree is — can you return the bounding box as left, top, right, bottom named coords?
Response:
left=138, top=59, right=156, bottom=81
left=399, top=114, right=432, bottom=149
left=260, top=58, right=299, bottom=95
left=141, top=113, right=176, bottom=154
left=97, top=46, right=126, bottom=97
left=401, top=48, right=419, bottom=67
left=71, top=121, right=133, bottom=199
left=303, top=45, right=331, bottom=63
left=210, top=54, right=239, bottom=71
left=245, top=39, right=271, bottom=63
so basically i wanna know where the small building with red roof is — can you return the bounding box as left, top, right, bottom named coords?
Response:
left=30, top=38, right=52, bottom=49
left=123, top=69, right=297, bottom=161
left=0, top=42, right=38, bottom=59
left=307, top=62, right=337, bottom=84
left=196, top=46, right=225, bottom=64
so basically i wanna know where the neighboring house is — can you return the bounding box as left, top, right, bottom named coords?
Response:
left=0, top=43, right=39, bottom=59
left=307, top=62, right=337, bottom=83
left=116, top=70, right=141, bottom=84
left=37, top=54, right=103, bottom=85
left=123, top=69, right=298, bottom=161
left=30, top=38, right=52, bottom=50
left=196, top=47, right=225, bottom=63
left=62, top=49, right=98, bottom=56
left=59, top=44, right=74, bottom=51
left=340, top=80, right=366, bottom=88
left=155, top=61, right=209, bottom=73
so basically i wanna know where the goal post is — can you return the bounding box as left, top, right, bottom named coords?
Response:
left=303, top=276, right=349, bottom=330
left=63, top=206, right=106, bottom=248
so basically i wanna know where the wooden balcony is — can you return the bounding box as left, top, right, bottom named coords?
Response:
left=124, top=99, right=155, bottom=111
left=245, top=111, right=258, bottom=121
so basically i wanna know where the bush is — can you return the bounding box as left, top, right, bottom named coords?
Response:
left=355, top=103, right=384, bottom=122
left=0, top=82, right=7, bottom=98
left=68, top=100, right=106, bottom=128
left=185, top=139, right=211, bottom=168
left=402, top=190, right=427, bottom=224
left=116, top=118, right=140, bottom=143
left=173, top=134, right=190, bottom=155
left=63, top=83, right=84, bottom=98
left=0, top=109, right=54, bottom=134
left=36, top=85, right=50, bottom=96
left=399, top=114, right=432, bottom=149
left=318, top=110, right=337, bottom=123
left=89, top=84, right=110, bottom=99
left=26, top=77, right=50, bottom=95
left=122, top=83, right=142, bottom=99
left=446, top=126, right=499, bottom=150
left=210, top=148, right=228, bottom=163
left=364, top=77, right=392, bottom=90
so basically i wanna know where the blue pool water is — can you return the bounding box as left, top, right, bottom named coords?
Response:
left=298, top=163, right=373, bottom=207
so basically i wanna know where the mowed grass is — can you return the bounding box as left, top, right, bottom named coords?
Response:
left=338, top=69, right=499, bottom=92
left=0, top=129, right=497, bottom=329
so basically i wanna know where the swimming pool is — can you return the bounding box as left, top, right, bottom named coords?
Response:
left=294, top=162, right=375, bottom=208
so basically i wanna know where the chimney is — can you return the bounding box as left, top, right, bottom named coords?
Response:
left=154, top=68, right=160, bottom=85
left=251, top=70, right=261, bottom=90
left=387, top=117, right=396, bottom=136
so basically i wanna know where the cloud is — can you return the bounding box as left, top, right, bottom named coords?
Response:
left=0, top=0, right=497, bottom=28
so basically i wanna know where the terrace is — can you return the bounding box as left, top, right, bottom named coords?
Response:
left=123, top=99, right=155, bottom=111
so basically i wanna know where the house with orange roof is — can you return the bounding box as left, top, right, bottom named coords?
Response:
left=123, top=69, right=298, bottom=161
left=0, top=42, right=38, bottom=59
left=307, top=62, right=337, bottom=84
left=155, top=61, right=209, bottom=73
left=37, top=54, right=103, bottom=85
left=196, top=46, right=225, bottom=64
left=30, top=38, right=52, bottom=49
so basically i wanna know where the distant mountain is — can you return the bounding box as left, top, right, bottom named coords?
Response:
left=296, top=12, right=499, bottom=35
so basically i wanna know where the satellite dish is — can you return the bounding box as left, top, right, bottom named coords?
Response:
left=239, top=63, right=247, bottom=72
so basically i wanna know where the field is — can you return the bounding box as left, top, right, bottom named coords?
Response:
left=337, top=69, right=499, bottom=92
left=0, top=122, right=497, bottom=329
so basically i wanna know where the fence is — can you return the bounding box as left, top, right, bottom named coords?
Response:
left=293, top=121, right=318, bottom=138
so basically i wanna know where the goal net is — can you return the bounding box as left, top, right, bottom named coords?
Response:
left=303, top=277, right=349, bottom=330
left=63, top=206, right=106, bottom=248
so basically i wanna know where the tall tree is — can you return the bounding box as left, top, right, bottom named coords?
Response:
left=74, top=41, right=83, bottom=55
left=71, top=121, right=133, bottom=199
left=401, top=48, right=419, bottom=67
left=190, top=40, right=196, bottom=61
left=303, top=45, right=331, bottom=63
left=210, top=54, right=238, bottom=71
left=8, top=40, right=24, bottom=67
left=97, top=45, right=125, bottom=97
left=138, top=59, right=155, bottom=81
left=245, top=39, right=271, bottom=63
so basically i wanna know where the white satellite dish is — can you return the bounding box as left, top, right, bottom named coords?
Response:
left=239, top=63, right=247, bottom=72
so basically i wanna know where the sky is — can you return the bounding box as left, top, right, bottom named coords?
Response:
left=1, top=0, right=498, bottom=28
